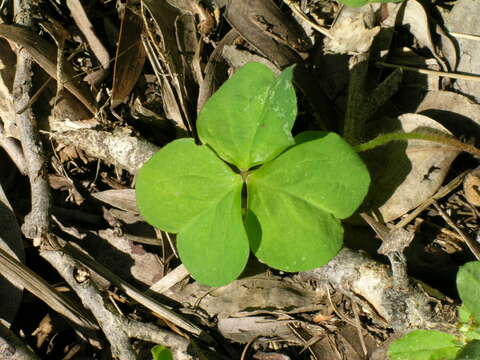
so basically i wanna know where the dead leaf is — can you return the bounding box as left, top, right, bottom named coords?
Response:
left=398, top=0, right=456, bottom=72
left=463, top=169, right=480, bottom=207
left=91, top=189, right=138, bottom=213
left=197, top=29, right=239, bottom=112
left=253, top=352, right=291, bottom=360
left=0, top=24, right=96, bottom=114
left=325, top=16, right=380, bottom=55
left=416, top=90, right=480, bottom=139
left=225, top=0, right=308, bottom=68
left=142, top=0, right=195, bottom=132
left=163, top=275, right=325, bottom=320
left=446, top=0, right=480, bottom=101
left=90, top=229, right=164, bottom=287
left=67, top=0, right=110, bottom=85
left=111, top=5, right=146, bottom=109
left=361, top=113, right=459, bottom=222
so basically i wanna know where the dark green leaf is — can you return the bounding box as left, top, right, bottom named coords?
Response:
left=455, top=340, right=480, bottom=360
left=457, top=261, right=480, bottom=323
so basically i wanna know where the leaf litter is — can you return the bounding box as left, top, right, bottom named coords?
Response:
left=1, top=0, right=480, bottom=358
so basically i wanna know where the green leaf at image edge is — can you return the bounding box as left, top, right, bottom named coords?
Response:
left=136, top=138, right=249, bottom=286
left=455, top=340, right=480, bottom=360
left=388, top=330, right=461, bottom=360
left=457, top=261, right=480, bottom=323
left=339, top=0, right=405, bottom=8
left=151, top=345, right=173, bottom=360
left=197, top=62, right=297, bottom=171
left=246, top=132, right=370, bottom=272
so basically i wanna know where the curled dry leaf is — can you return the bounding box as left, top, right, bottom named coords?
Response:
left=225, top=0, right=308, bottom=68
left=361, top=113, right=459, bottom=222
left=463, top=169, right=480, bottom=207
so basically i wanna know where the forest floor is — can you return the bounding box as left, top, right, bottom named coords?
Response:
left=1, top=0, right=480, bottom=359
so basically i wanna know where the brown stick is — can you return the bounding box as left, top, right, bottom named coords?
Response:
left=13, top=0, right=51, bottom=240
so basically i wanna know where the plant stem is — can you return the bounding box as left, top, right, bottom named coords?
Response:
left=354, top=131, right=480, bottom=158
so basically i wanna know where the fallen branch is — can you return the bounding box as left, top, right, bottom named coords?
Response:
left=13, top=0, right=51, bottom=241
left=40, top=237, right=200, bottom=360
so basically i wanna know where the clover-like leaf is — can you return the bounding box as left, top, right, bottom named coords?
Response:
left=246, top=132, right=370, bottom=271
left=136, top=138, right=249, bottom=286
left=151, top=345, right=173, bottom=360
left=457, top=261, right=480, bottom=323
left=137, top=63, right=371, bottom=286
left=388, top=330, right=461, bottom=360
left=197, top=62, right=297, bottom=171
left=455, top=340, right=480, bottom=360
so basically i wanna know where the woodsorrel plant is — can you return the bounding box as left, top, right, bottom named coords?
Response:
left=136, top=63, right=370, bottom=286
left=388, top=261, right=480, bottom=360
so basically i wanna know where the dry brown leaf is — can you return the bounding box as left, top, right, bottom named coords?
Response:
left=91, top=189, right=138, bottom=213
left=142, top=0, right=194, bottom=132
left=94, top=229, right=164, bottom=287
left=66, top=0, right=110, bottom=85
left=325, top=16, right=380, bottom=55
left=416, top=90, right=480, bottom=139
left=399, top=0, right=457, bottom=72
left=111, top=5, right=146, bottom=109
left=361, top=113, right=459, bottom=222
left=225, top=0, right=308, bottom=68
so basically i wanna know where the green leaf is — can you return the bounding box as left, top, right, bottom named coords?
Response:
left=459, top=304, right=474, bottom=325
left=136, top=138, right=249, bottom=286
left=246, top=132, right=370, bottom=271
left=457, top=261, right=480, bottom=323
left=151, top=345, right=173, bottom=360
left=339, top=0, right=405, bottom=7
left=197, top=63, right=297, bottom=171
left=388, top=330, right=461, bottom=360
left=455, top=340, right=480, bottom=360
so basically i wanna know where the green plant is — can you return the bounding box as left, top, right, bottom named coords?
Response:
left=136, top=62, right=370, bottom=286
left=338, top=0, right=405, bottom=7
left=388, top=261, right=480, bottom=360
left=151, top=345, right=173, bottom=360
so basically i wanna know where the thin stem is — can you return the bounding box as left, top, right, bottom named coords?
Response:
left=354, top=131, right=480, bottom=159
